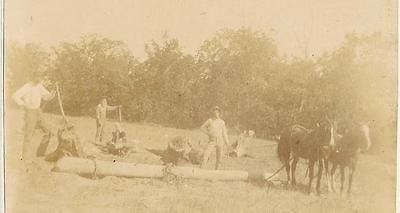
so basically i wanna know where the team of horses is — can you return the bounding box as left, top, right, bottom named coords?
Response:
left=277, top=119, right=372, bottom=195
left=150, top=116, right=371, bottom=196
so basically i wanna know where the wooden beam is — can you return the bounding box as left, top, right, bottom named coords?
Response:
left=52, top=157, right=274, bottom=182
left=55, top=82, right=67, bottom=124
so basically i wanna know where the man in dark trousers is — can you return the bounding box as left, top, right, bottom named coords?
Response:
left=13, top=71, right=55, bottom=163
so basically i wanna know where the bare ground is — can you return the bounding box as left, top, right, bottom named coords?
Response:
left=5, top=109, right=396, bottom=213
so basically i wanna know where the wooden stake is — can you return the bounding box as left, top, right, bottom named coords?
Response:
left=55, top=82, right=67, bottom=124
left=119, top=106, right=122, bottom=122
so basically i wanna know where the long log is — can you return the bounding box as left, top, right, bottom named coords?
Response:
left=52, top=157, right=274, bottom=182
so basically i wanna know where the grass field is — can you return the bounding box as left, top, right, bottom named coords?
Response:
left=4, top=109, right=397, bottom=213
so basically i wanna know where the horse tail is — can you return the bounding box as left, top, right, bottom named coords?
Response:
left=277, top=129, right=291, bottom=163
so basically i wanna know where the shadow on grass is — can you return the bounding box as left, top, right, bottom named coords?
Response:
left=272, top=182, right=310, bottom=194
left=145, top=148, right=166, bottom=158
left=78, top=173, right=107, bottom=180
left=248, top=178, right=311, bottom=195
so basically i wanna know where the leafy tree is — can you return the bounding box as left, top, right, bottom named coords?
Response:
left=135, top=38, right=199, bottom=128
left=316, top=33, right=397, bottom=152
left=49, top=34, right=137, bottom=116
left=196, top=28, right=282, bottom=136
left=6, top=30, right=395, bottom=153
left=5, top=42, right=50, bottom=97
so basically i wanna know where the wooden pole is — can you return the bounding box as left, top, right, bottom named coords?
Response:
left=52, top=157, right=274, bottom=182
left=119, top=106, right=122, bottom=123
left=55, top=82, right=67, bottom=124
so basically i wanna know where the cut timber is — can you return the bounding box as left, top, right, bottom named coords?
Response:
left=53, top=157, right=275, bottom=182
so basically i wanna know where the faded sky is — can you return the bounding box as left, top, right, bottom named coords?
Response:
left=5, top=0, right=397, bottom=59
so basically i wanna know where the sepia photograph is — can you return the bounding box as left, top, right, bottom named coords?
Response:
left=3, top=0, right=398, bottom=212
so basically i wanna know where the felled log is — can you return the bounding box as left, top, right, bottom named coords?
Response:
left=53, top=157, right=274, bottom=182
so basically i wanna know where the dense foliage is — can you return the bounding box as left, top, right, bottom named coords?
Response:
left=6, top=29, right=397, bottom=152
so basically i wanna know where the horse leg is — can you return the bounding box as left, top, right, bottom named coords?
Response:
left=347, top=161, right=356, bottom=194
left=316, top=159, right=324, bottom=195
left=291, top=157, right=299, bottom=186
left=330, top=163, right=338, bottom=192
left=308, top=160, right=315, bottom=194
left=325, top=160, right=332, bottom=192
left=285, top=159, right=291, bottom=185
left=340, top=164, right=345, bottom=194
left=347, top=168, right=354, bottom=195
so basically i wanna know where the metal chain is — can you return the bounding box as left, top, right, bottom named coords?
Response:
left=264, top=157, right=294, bottom=181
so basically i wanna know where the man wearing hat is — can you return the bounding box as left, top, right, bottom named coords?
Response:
left=95, top=97, right=121, bottom=143
left=200, top=106, right=232, bottom=169
left=13, top=71, right=56, bottom=162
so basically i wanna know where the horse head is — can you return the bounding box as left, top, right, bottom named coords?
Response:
left=359, top=122, right=372, bottom=151
left=323, top=116, right=338, bottom=148
left=335, top=121, right=372, bottom=153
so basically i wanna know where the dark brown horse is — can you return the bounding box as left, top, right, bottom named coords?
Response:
left=277, top=121, right=336, bottom=195
left=327, top=122, right=371, bottom=194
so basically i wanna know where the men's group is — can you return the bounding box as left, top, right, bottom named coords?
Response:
left=13, top=71, right=234, bottom=169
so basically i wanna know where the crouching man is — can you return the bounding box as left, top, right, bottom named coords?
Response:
left=45, top=123, right=85, bottom=162
left=229, top=130, right=255, bottom=158
left=106, top=123, right=131, bottom=156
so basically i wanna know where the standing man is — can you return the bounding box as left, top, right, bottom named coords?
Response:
left=95, top=97, right=120, bottom=143
left=200, top=106, right=232, bottom=170
left=13, top=71, right=55, bottom=162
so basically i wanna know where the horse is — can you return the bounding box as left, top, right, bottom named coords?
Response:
left=327, top=122, right=371, bottom=194
left=277, top=121, right=337, bottom=195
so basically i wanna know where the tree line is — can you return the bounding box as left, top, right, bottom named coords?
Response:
left=6, top=28, right=397, bottom=153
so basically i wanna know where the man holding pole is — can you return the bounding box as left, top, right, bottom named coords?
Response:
left=95, top=97, right=121, bottom=143
left=13, top=71, right=56, bottom=162
left=200, top=106, right=232, bottom=170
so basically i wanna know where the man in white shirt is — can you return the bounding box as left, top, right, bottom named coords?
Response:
left=200, top=106, right=232, bottom=169
left=95, top=97, right=120, bottom=143
left=13, top=71, right=55, bottom=162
